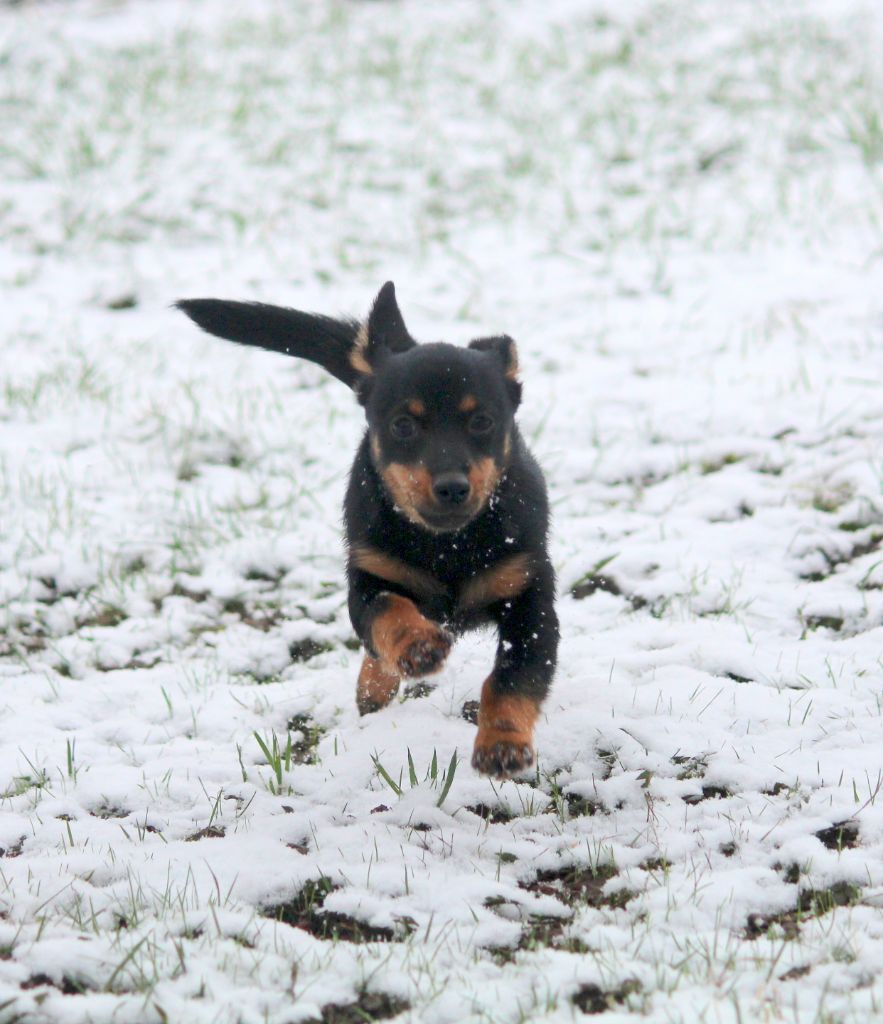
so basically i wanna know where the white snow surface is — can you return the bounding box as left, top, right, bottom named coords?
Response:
left=2, top=0, right=883, bottom=1021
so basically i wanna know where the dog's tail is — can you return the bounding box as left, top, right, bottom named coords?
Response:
left=175, top=299, right=362, bottom=388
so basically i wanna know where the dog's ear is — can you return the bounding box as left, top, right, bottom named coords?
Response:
left=175, top=299, right=364, bottom=389
left=469, top=334, right=522, bottom=407
left=368, top=281, right=415, bottom=355
left=350, top=281, right=416, bottom=375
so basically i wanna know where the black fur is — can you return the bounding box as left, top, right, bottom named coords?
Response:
left=175, top=299, right=362, bottom=387
left=177, top=282, right=559, bottom=778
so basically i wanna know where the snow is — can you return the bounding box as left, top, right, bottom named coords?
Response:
left=2, top=0, right=883, bottom=1020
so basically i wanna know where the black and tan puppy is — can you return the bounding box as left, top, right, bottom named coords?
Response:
left=176, top=283, right=558, bottom=778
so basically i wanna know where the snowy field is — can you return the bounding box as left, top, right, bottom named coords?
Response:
left=2, top=0, right=883, bottom=1021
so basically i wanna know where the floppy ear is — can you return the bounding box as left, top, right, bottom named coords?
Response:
left=468, top=334, right=522, bottom=406
left=175, top=299, right=364, bottom=389
left=350, top=282, right=416, bottom=378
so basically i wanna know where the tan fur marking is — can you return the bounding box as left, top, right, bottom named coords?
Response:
left=504, top=341, right=520, bottom=381
left=474, top=675, right=539, bottom=752
left=357, top=655, right=400, bottom=713
left=369, top=593, right=451, bottom=677
left=468, top=457, right=503, bottom=506
left=382, top=463, right=435, bottom=527
left=459, top=394, right=478, bottom=413
left=370, top=595, right=429, bottom=662
left=370, top=433, right=382, bottom=464
left=349, top=323, right=372, bottom=377
left=351, top=543, right=448, bottom=600
left=458, top=553, right=533, bottom=611
left=407, top=399, right=425, bottom=417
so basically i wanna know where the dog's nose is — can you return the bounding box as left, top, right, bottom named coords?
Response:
left=432, top=473, right=470, bottom=506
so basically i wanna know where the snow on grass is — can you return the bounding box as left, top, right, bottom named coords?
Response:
left=2, top=0, right=883, bottom=1020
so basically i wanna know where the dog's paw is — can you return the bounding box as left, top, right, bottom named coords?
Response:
left=471, top=733, right=535, bottom=779
left=357, top=694, right=390, bottom=716
left=356, top=655, right=400, bottom=715
left=396, top=625, right=452, bottom=678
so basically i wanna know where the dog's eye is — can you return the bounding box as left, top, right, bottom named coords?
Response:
left=468, top=412, right=494, bottom=435
left=390, top=415, right=418, bottom=440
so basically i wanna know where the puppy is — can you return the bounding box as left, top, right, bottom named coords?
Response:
left=176, top=283, right=558, bottom=778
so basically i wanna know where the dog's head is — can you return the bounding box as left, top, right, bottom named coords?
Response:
left=354, top=283, right=521, bottom=534
left=177, top=282, right=522, bottom=534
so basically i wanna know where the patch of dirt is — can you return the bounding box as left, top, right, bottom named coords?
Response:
left=572, top=978, right=642, bottom=1014
left=673, top=754, right=707, bottom=780
left=800, top=533, right=882, bottom=582
left=36, top=576, right=92, bottom=605
left=563, top=792, right=600, bottom=817
left=815, top=821, right=859, bottom=850
left=570, top=573, right=654, bottom=613
left=683, top=784, right=731, bottom=804
left=78, top=604, right=127, bottom=629
left=571, top=573, right=621, bottom=600
left=466, top=803, right=514, bottom=824
left=402, top=680, right=433, bottom=700
left=289, top=638, right=331, bottom=662
left=305, top=990, right=410, bottom=1024
left=185, top=826, right=225, bottom=841
left=518, top=914, right=589, bottom=953
left=0, top=838, right=25, bottom=858
left=244, top=567, right=286, bottom=583
left=745, top=882, right=862, bottom=940
left=239, top=610, right=285, bottom=633
left=522, top=862, right=633, bottom=911
left=263, top=877, right=399, bottom=943
left=89, top=804, right=129, bottom=819
left=763, top=782, right=792, bottom=797
left=780, top=964, right=812, bottom=981
left=724, top=671, right=752, bottom=683
left=21, top=974, right=88, bottom=995
left=595, top=748, right=617, bottom=780
left=803, top=614, right=845, bottom=632
left=168, top=580, right=210, bottom=603
left=461, top=700, right=480, bottom=724
left=286, top=714, right=325, bottom=764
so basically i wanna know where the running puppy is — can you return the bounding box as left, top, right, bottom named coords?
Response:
left=176, top=283, right=558, bottom=778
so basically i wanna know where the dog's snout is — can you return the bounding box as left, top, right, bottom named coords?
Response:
left=432, top=472, right=471, bottom=506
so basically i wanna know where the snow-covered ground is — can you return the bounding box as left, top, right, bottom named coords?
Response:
left=2, top=0, right=883, bottom=1020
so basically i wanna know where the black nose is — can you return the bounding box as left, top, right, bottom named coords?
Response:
left=433, top=473, right=470, bottom=506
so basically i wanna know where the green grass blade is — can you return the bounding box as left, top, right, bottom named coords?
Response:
left=436, top=749, right=458, bottom=808
left=372, top=754, right=402, bottom=797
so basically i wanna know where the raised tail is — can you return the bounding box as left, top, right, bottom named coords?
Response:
left=175, top=298, right=363, bottom=388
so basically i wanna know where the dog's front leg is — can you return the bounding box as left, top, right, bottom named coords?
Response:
left=352, top=591, right=452, bottom=715
left=472, top=572, right=559, bottom=778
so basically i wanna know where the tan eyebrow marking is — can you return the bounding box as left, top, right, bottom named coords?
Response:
left=351, top=543, right=449, bottom=600
left=459, top=394, right=478, bottom=413
left=458, top=553, right=534, bottom=611
left=407, top=399, right=426, bottom=417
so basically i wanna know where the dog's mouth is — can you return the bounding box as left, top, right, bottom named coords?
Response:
left=416, top=505, right=480, bottom=534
